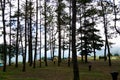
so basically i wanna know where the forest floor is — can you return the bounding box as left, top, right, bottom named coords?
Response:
left=0, top=58, right=120, bottom=80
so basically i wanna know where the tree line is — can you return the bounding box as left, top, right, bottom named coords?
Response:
left=0, top=0, right=120, bottom=80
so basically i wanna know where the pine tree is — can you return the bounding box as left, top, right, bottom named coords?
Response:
left=15, top=0, right=20, bottom=68
left=44, top=0, right=48, bottom=66
left=76, top=0, right=103, bottom=62
left=22, top=0, right=28, bottom=72
left=57, top=0, right=62, bottom=66
left=33, top=0, right=38, bottom=68
left=100, top=0, right=111, bottom=66
left=1, top=0, right=7, bottom=72
left=8, top=0, right=12, bottom=66
left=72, top=0, right=80, bottom=80
left=39, top=0, right=42, bottom=67
left=68, top=0, right=72, bottom=67
left=29, top=0, right=33, bottom=67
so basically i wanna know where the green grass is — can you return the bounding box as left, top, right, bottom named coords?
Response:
left=0, top=60, right=120, bottom=80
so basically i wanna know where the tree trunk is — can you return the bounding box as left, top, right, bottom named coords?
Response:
left=58, top=0, right=61, bottom=66
left=39, top=0, right=42, bottom=67
left=15, top=0, right=20, bottom=68
left=44, top=0, right=48, bottom=66
left=33, top=0, right=38, bottom=68
left=85, top=38, right=88, bottom=63
left=62, top=32, right=65, bottom=60
left=79, top=7, right=83, bottom=62
left=19, top=22, right=24, bottom=71
left=68, top=0, right=71, bottom=67
left=104, top=42, right=107, bottom=61
left=28, top=22, right=30, bottom=63
left=29, top=0, right=33, bottom=67
left=22, top=0, right=27, bottom=72
left=9, top=0, right=12, bottom=66
left=101, top=0, right=111, bottom=66
left=72, top=0, right=80, bottom=80
left=92, top=17, right=96, bottom=61
left=51, top=25, right=54, bottom=61
left=93, top=47, right=96, bottom=61
left=1, top=0, right=7, bottom=72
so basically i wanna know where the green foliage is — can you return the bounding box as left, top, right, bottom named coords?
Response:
left=0, top=44, right=16, bottom=61
left=77, top=0, right=93, bottom=4
left=83, top=8, right=98, bottom=17
left=114, top=53, right=119, bottom=56
left=12, top=1, right=35, bottom=19
left=76, top=0, right=104, bottom=57
left=107, top=53, right=113, bottom=57
left=77, top=19, right=103, bottom=55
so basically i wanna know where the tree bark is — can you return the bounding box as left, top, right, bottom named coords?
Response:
left=33, top=0, right=38, bottom=69
left=39, top=0, right=42, bottom=67
left=15, top=0, right=20, bottom=68
left=29, top=0, right=33, bottom=67
left=9, top=0, right=12, bottom=66
left=22, top=0, right=27, bottom=72
left=72, top=0, right=80, bottom=80
left=101, top=0, right=111, bottom=66
left=58, top=0, right=61, bottom=66
left=44, top=0, right=48, bottom=66
left=1, top=0, right=7, bottom=72
left=68, top=0, right=71, bottom=67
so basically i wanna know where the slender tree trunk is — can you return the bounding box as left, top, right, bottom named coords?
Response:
left=68, top=0, right=71, bottom=67
left=92, top=17, right=96, bottom=61
left=9, top=0, right=12, bottom=66
left=104, top=42, right=107, bottom=61
left=80, top=34, right=84, bottom=62
left=83, top=2, right=87, bottom=63
left=51, top=25, right=54, bottom=61
left=28, top=22, right=30, bottom=63
left=101, top=0, right=111, bottom=66
left=19, top=23, right=24, bottom=71
left=113, top=0, right=120, bottom=34
left=79, top=7, right=83, bottom=62
left=62, top=32, right=65, bottom=60
left=104, top=24, right=111, bottom=66
left=93, top=46, right=96, bottom=61
left=72, top=0, right=80, bottom=80
left=39, top=0, right=42, bottom=67
left=50, top=40, right=53, bottom=60
left=29, top=1, right=33, bottom=66
left=58, top=0, right=61, bottom=66
left=33, top=0, right=38, bottom=68
left=52, top=36, right=56, bottom=62
left=22, top=0, right=28, bottom=72
left=105, top=15, right=111, bottom=66
left=1, top=0, right=7, bottom=72
left=68, top=44, right=71, bottom=67
left=49, top=27, right=53, bottom=60
left=15, top=0, right=20, bottom=68
left=85, top=38, right=88, bottom=63
left=44, top=0, right=47, bottom=66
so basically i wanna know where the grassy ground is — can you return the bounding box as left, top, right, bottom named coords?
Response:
left=0, top=59, right=120, bottom=80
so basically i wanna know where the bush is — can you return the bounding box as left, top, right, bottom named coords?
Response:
left=107, top=53, right=113, bottom=57
left=114, top=53, right=119, bottom=56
